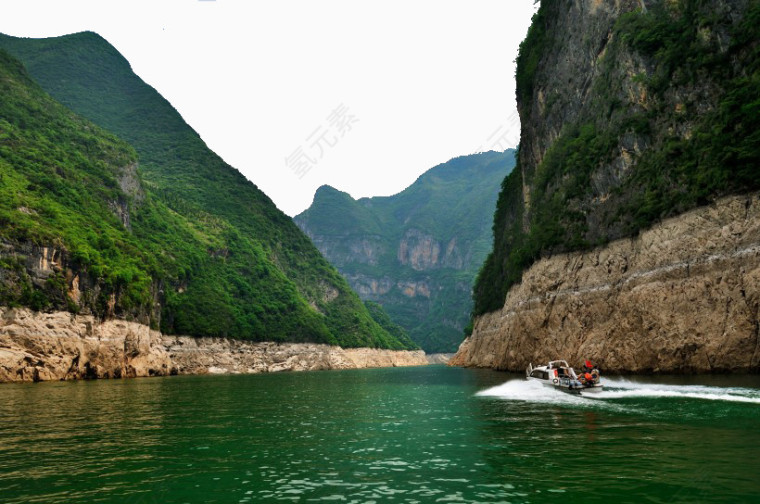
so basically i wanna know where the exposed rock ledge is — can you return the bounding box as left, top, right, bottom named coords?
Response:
left=451, top=193, right=760, bottom=373
left=0, top=308, right=428, bottom=383
left=426, top=353, right=454, bottom=365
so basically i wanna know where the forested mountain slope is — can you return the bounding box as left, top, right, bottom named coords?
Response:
left=296, top=151, right=514, bottom=352
left=0, top=34, right=414, bottom=350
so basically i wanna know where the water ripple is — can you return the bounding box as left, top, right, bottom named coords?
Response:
left=1, top=367, right=759, bottom=503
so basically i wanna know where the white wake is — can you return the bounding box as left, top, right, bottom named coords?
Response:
left=589, top=377, right=760, bottom=405
left=477, top=379, right=585, bottom=404
left=478, top=377, right=760, bottom=405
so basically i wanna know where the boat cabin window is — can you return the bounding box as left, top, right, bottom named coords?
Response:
left=530, top=369, right=549, bottom=380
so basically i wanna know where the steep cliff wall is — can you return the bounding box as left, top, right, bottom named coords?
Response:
left=452, top=193, right=760, bottom=373
left=474, top=0, right=760, bottom=315
left=459, top=0, right=760, bottom=373
left=0, top=307, right=428, bottom=383
left=0, top=239, right=159, bottom=325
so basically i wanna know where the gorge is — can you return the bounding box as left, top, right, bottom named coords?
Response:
left=295, top=151, right=514, bottom=353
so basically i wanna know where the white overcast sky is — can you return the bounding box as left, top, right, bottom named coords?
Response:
left=1, top=0, right=537, bottom=216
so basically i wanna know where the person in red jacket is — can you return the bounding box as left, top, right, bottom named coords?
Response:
left=580, top=360, right=600, bottom=385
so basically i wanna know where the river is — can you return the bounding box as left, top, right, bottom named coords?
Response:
left=1, top=366, right=759, bottom=503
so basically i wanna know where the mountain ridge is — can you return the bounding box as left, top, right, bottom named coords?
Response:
left=0, top=33, right=415, bottom=350
left=296, top=150, right=515, bottom=352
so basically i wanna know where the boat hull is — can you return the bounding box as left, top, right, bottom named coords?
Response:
left=527, top=377, right=603, bottom=396
left=579, top=384, right=604, bottom=394
left=528, top=377, right=583, bottom=395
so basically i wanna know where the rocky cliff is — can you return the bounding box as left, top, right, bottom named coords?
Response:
left=452, top=193, right=760, bottom=373
left=459, top=0, right=760, bottom=373
left=474, top=0, right=760, bottom=316
left=0, top=307, right=428, bottom=383
left=295, top=151, right=515, bottom=353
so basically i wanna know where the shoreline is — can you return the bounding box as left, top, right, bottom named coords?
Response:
left=451, top=193, right=760, bottom=374
left=0, top=307, right=428, bottom=383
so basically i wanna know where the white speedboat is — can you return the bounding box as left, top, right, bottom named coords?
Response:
left=526, top=360, right=603, bottom=395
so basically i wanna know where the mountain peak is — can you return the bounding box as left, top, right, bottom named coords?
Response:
left=314, top=184, right=352, bottom=199
left=295, top=150, right=515, bottom=352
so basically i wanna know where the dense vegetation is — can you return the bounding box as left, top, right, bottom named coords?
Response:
left=0, top=35, right=414, bottom=350
left=0, top=49, right=148, bottom=315
left=615, top=1, right=760, bottom=227
left=473, top=0, right=760, bottom=316
left=296, top=151, right=514, bottom=352
left=363, top=301, right=418, bottom=350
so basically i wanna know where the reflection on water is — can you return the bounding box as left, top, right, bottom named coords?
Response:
left=1, top=367, right=758, bottom=503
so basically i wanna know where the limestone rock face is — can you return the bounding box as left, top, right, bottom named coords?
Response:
left=398, top=229, right=443, bottom=271
left=163, top=336, right=427, bottom=376
left=0, top=240, right=158, bottom=325
left=0, top=309, right=171, bottom=382
left=425, top=353, right=454, bottom=365
left=0, top=308, right=428, bottom=383
left=452, top=193, right=760, bottom=373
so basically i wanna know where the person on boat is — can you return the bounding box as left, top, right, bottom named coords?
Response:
left=580, top=360, right=600, bottom=386
left=590, top=368, right=600, bottom=383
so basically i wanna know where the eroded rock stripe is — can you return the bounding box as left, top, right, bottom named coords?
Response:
left=0, top=309, right=428, bottom=383
left=451, top=193, right=760, bottom=373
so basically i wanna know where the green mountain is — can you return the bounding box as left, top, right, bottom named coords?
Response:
left=474, top=0, right=760, bottom=316
left=295, top=151, right=515, bottom=352
left=0, top=34, right=415, bottom=350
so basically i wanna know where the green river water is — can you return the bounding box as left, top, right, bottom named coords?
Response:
left=1, top=366, right=759, bottom=503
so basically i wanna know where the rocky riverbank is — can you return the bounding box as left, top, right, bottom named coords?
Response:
left=425, top=353, right=454, bottom=365
left=451, top=193, right=760, bottom=374
left=0, top=308, right=428, bottom=383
